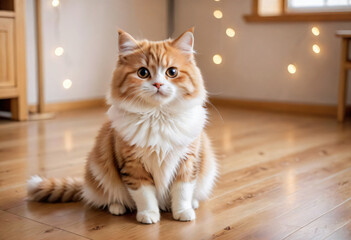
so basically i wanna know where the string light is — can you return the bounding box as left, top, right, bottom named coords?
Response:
left=287, top=64, right=296, bottom=74
left=213, top=54, right=222, bottom=64
left=312, top=44, right=320, bottom=54
left=311, top=27, right=320, bottom=36
left=213, top=10, right=223, bottom=19
left=63, top=79, right=72, bottom=89
left=52, top=0, right=72, bottom=92
left=52, top=0, right=60, bottom=7
left=226, top=28, right=235, bottom=37
left=55, top=47, right=64, bottom=56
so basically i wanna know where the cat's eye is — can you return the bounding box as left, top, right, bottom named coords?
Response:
left=166, top=67, right=178, bottom=78
left=137, top=67, right=150, bottom=79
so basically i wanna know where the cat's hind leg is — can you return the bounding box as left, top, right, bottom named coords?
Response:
left=193, top=133, right=218, bottom=205
left=192, top=199, right=199, bottom=209
left=109, top=202, right=127, bottom=215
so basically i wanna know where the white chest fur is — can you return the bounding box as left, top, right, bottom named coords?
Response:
left=108, top=104, right=207, bottom=157
left=107, top=103, right=207, bottom=208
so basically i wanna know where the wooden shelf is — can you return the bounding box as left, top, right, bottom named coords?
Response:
left=0, top=0, right=14, bottom=11
left=336, top=30, right=351, bottom=38
left=244, top=12, right=351, bottom=23
left=0, top=10, right=15, bottom=18
left=0, top=88, right=18, bottom=99
left=0, top=0, right=27, bottom=120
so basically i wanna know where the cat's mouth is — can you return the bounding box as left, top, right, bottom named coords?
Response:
left=151, top=90, right=171, bottom=103
left=154, top=90, right=168, bottom=97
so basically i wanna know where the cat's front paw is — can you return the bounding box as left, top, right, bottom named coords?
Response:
left=136, top=210, right=160, bottom=224
left=173, top=208, right=196, bottom=221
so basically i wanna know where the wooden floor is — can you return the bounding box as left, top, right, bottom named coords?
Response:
left=1, top=106, right=351, bottom=240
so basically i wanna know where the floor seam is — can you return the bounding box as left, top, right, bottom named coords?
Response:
left=281, top=196, right=351, bottom=240
left=3, top=209, right=92, bottom=240
left=321, top=219, right=351, bottom=240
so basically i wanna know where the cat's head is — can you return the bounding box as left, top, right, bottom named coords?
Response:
left=109, top=28, right=206, bottom=111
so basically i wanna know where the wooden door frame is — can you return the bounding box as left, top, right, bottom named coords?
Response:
left=35, top=0, right=45, bottom=113
left=11, top=0, right=28, bottom=120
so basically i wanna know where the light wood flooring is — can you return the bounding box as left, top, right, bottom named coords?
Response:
left=0, top=106, right=351, bottom=240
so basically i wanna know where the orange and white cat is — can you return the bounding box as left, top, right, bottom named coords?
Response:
left=27, top=28, right=217, bottom=224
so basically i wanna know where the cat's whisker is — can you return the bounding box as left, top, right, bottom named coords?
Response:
left=206, top=100, right=224, bottom=123
left=207, top=91, right=224, bottom=96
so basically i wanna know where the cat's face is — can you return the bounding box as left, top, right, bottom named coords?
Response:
left=110, top=29, right=206, bottom=110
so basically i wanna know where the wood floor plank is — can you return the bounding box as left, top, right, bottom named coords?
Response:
left=206, top=164, right=351, bottom=240
left=213, top=136, right=351, bottom=198
left=218, top=124, right=351, bottom=175
left=0, top=210, right=89, bottom=240
left=324, top=221, right=351, bottom=240
left=284, top=199, right=351, bottom=240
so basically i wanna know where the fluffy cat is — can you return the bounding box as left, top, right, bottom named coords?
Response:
left=27, top=28, right=218, bottom=224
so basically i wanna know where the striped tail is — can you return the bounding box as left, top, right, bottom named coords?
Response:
left=27, top=175, right=83, bottom=203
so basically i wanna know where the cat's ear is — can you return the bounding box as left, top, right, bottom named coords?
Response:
left=118, top=29, right=138, bottom=56
left=172, top=27, right=195, bottom=54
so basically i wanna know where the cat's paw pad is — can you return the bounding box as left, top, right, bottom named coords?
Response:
left=173, top=208, right=196, bottom=221
left=109, top=203, right=126, bottom=215
left=192, top=199, right=199, bottom=209
left=136, top=210, right=160, bottom=224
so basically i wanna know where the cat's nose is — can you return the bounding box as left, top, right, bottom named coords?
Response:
left=153, top=83, right=164, bottom=89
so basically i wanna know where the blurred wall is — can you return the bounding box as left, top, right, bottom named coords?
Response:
left=25, top=0, right=168, bottom=104
left=173, top=0, right=351, bottom=105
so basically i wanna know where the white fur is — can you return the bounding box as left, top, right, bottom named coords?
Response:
left=141, top=149, right=183, bottom=211
left=192, top=199, right=199, bottom=209
left=109, top=202, right=126, bottom=215
left=129, top=185, right=160, bottom=224
left=108, top=104, right=206, bottom=160
left=119, top=42, right=137, bottom=55
left=174, top=31, right=194, bottom=53
left=171, top=181, right=196, bottom=221
left=27, top=175, right=43, bottom=195
left=118, top=32, right=138, bottom=56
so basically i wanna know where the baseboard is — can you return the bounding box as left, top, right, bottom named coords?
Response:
left=28, top=97, right=350, bottom=117
left=209, top=97, right=342, bottom=117
left=29, top=98, right=106, bottom=113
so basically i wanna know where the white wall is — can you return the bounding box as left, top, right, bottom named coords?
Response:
left=26, top=0, right=167, bottom=104
left=26, top=0, right=38, bottom=105
left=173, top=0, right=351, bottom=105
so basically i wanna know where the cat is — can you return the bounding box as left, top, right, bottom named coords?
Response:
left=27, top=28, right=218, bottom=224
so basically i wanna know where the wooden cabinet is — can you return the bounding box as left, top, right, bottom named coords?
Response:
left=0, top=18, right=15, bottom=88
left=0, top=0, right=27, bottom=120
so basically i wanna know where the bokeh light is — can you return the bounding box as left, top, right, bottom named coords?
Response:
left=213, top=54, right=222, bottom=64
left=63, top=79, right=72, bottom=89
left=55, top=47, right=64, bottom=56
left=312, top=44, right=320, bottom=54
left=226, top=28, right=235, bottom=37
left=213, top=10, right=223, bottom=19
left=311, top=27, right=320, bottom=36
left=287, top=64, right=296, bottom=74
left=52, top=0, right=60, bottom=7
